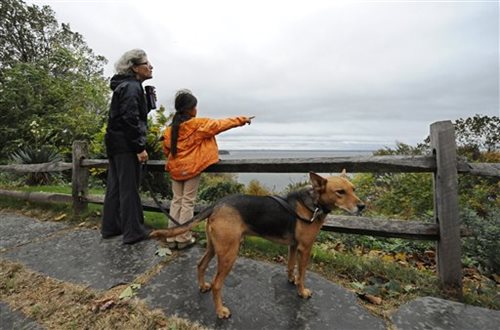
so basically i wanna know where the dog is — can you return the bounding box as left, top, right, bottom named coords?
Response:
left=150, top=170, right=365, bottom=319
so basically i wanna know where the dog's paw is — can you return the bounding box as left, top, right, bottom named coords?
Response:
left=199, top=282, right=211, bottom=293
left=298, top=288, right=312, bottom=299
left=217, top=306, right=231, bottom=319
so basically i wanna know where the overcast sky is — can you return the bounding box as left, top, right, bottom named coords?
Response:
left=29, top=0, right=499, bottom=150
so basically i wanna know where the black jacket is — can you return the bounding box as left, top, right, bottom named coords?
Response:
left=105, top=74, right=150, bottom=156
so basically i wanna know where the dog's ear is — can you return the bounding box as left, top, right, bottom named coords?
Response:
left=340, top=168, right=348, bottom=178
left=309, top=172, right=327, bottom=192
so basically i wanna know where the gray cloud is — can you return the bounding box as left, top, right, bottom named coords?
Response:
left=29, top=0, right=499, bottom=149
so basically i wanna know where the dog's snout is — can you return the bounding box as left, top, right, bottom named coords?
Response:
left=357, top=203, right=365, bottom=213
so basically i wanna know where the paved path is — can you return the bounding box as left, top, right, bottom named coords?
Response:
left=1, top=210, right=499, bottom=329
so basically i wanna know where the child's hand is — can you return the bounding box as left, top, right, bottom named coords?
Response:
left=246, top=116, right=255, bottom=124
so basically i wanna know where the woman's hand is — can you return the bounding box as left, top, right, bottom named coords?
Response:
left=137, top=150, right=148, bottom=163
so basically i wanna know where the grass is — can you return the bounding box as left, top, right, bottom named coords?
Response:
left=0, top=259, right=207, bottom=330
left=0, top=183, right=168, bottom=229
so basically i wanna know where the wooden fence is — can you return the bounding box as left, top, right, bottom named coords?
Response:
left=1, top=120, right=499, bottom=298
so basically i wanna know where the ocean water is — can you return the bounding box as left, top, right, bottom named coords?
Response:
left=219, top=150, right=373, bottom=192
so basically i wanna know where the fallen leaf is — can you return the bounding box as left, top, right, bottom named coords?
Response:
left=415, top=261, right=426, bottom=270
left=91, top=298, right=115, bottom=312
left=119, top=284, right=141, bottom=300
left=351, top=282, right=365, bottom=291
left=353, top=247, right=363, bottom=256
left=334, top=242, right=345, bottom=252
left=395, top=252, right=407, bottom=262
left=359, top=293, right=383, bottom=305
left=368, top=250, right=382, bottom=258
left=100, top=300, right=115, bottom=311
left=424, top=250, right=436, bottom=259
left=273, top=255, right=286, bottom=263
left=403, top=284, right=414, bottom=293
left=54, top=214, right=66, bottom=221
left=155, top=248, right=172, bottom=257
left=382, top=254, right=394, bottom=263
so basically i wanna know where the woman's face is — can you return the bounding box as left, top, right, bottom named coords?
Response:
left=132, top=58, right=153, bottom=82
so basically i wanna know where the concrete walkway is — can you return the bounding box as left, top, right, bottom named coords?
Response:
left=1, top=210, right=499, bottom=329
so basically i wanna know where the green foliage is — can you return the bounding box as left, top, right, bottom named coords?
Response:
left=90, top=106, right=173, bottom=198
left=245, top=179, right=271, bottom=196
left=140, top=105, right=172, bottom=199
left=373, top=141, right=429, bottom=156
left=10, top=145, right=62, bottom=185
left=0, top=0, right=58, bottom=67
left=454, top=115, right=499, bottom=152
left=0, top=0, right=109, bottom=161
left=282, top=180, right=310, bottom=195
left=350, top=116, right=499, bottom=275
left=352, top=172, right=434, bottom=220
left=198, top=174, right=244, bottom=202
left=461, top=207, right=500, bottom=274
left=458, top=175, right=499, bottom=218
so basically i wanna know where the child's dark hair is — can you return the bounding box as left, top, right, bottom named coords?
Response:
left=170, top=89, right=197, bottom=157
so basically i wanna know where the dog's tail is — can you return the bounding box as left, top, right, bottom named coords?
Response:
left=149, top=204, right=214, bottom=240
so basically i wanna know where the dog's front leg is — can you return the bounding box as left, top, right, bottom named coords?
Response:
left=287, top=244, right=298, bottom=283
left=296, top=245, right=313, bottom=299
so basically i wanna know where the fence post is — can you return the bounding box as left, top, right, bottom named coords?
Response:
left=430, top=121, right=462, bottom=298
left=72, top=141, right=89, bottom=217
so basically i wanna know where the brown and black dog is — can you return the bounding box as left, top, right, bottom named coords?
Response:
left=150, top=171, right=364, bottom=319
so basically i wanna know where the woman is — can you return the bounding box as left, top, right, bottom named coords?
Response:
left=163, top=89, right=253, bottom=249
left=101, top=49, right=153, bottom=244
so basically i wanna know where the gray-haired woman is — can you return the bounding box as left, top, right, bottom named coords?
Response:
left=101, top=49, right=154, bottom=244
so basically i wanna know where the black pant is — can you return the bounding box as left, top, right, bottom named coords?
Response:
left=101, top=152, right=148, bottom=243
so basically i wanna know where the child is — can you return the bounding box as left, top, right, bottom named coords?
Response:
left=162, top=89, right=253, bottom=249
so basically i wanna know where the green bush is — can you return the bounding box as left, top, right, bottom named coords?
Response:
left=461, top=207, right=500, bottom=274
left=9, top=146, right=63, bottom=185
left=352, top=172, right=434, bottom=220
left=198, top=174, right=244, bottom=202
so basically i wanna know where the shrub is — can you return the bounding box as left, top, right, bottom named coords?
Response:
left=461, top=206, right=500, bottom=274
left=198, top=174, right=244, bottom=202
left=245, top=179, right=271, bottom=196
left=9, top=146, right=62, bottom=185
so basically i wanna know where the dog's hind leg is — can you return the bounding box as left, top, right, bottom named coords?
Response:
left=198, top=225, right=215, bottom=293
left=287, top=244, right=298, bottom=284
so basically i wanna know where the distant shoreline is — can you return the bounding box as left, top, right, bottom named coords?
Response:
left=220, top=149, right=375, bottom=152
left=217, top=149, right=374, bottom=191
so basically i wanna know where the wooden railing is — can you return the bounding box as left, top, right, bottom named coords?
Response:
left=1, top=120, right=499, bottom=298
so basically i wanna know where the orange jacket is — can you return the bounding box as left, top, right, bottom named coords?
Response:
left=163, top=116, right=249, bottom=181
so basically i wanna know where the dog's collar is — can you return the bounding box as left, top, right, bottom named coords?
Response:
left=298, top=190, right=332, bottom=222
left=268, top=190, right=331, bottom=223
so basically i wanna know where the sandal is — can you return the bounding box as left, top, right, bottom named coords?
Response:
left=176, top=237, right=196, bottom=250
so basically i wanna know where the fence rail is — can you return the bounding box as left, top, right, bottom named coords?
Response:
left=1, top=157, right=497, bottom=176
left=1, top=120, right=499, bottom=298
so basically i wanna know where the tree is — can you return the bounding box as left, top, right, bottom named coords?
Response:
left=0, top=0, right=57, bottom=69
left=0, top=0, right=109, bottom=161
left=453, top=115, right=499, bottom=162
